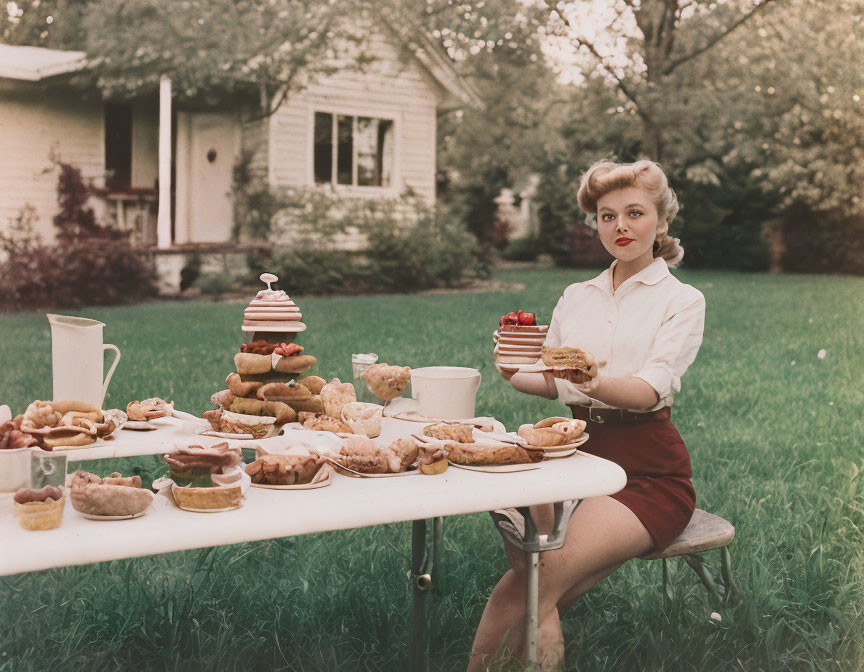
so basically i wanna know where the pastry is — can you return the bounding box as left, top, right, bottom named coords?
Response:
left=245, top=451, right=330, bottom=485
left=340, top=402, right=383, bottom=438
left=272, top=354, right=317, bottom=374
left=423, top=421, right=474, bottom=443
left=226, top=372, right=264, bottom=398
left=256, top=381, right=312, bottom=403
left=320, top=379, right=356, bottom=419
left=13, top=486, right=64, bottom=530
left=126, top=398, right=173, bottom=421
left=444, top=441, right=543, bottom=466
left=203, top=409, right=276, bottom=438
left=337, top=436, right=418, bottom=473
left=234, top=352, right=273, bottom=375
left=361, top=363, right=411, bottom=401
left=298, top=412, right=352, bottom=434
left=518, top=418, right=586, bottom=447
left=228, top=397, right=296, bottom=424
left=69, top=470, right=154, bottom=516
left=298, top=376, right=327, bottom=395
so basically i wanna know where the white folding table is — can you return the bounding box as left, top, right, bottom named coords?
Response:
left=0, top=417, right=626, bottom=669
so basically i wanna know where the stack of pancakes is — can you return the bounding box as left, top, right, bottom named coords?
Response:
left=493, top=324, right=549, bottom=366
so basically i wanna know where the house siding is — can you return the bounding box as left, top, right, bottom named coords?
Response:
left=269, top=28, right=443, bottom=205
left=0, top=82, right=104, bottom=241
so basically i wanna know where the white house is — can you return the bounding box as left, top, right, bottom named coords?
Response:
left=0, top=25, right=481, bottom=257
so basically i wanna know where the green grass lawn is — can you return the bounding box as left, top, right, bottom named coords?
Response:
left=2, top=267, right=863, bottom=671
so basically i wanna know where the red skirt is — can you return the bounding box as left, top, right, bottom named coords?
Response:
left=576, top=418, right=695, bottom=551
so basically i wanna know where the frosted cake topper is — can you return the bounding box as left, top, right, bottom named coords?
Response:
left=242, top=272, right=306, bottom=333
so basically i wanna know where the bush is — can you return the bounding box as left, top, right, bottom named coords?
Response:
left=0, top=163, right=158, bottom=310
left=240, top=187, right=484, bottom=295
left=566, top=224, right=611, bottom=268
left=777, top=202, right=864, bottom=275
left=502, top=236, right=540, bottom=262
left=365, top=206, right=484, bottom=291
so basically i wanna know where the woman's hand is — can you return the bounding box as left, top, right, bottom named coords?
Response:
left=495, top=363, right=516, bottom=382
left=552, top=367, right=601, bottom=395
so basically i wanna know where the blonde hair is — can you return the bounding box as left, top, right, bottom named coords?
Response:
left=577, top=159, right=684, bottom=268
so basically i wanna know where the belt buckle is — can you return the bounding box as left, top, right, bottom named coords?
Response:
left=588, top=407, right=605, bottom=424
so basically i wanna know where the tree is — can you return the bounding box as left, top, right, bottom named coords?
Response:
left=76, top=0, right=371, bottom=116
left=543, top=0, right=780, bottom=162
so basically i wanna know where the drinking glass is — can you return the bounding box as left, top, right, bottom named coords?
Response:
left=352, top=353, right=379, bottom=404
left=30, top=449, right=68, bottom=489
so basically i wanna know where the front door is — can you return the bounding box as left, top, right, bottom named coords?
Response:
left=175, top=111, right=237, bottom=243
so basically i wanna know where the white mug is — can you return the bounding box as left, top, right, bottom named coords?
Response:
left=411, top=366, right=481, bottom=420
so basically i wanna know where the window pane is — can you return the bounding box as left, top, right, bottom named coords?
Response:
left=104, top=102, right=132, bottom=190
left=357, top=118, right=394, bottom=187
left=313, top=112, right=333, bottom=184
left=337, top=115, right=353, bottom=185
left=378, top=119, right=393, bottom=188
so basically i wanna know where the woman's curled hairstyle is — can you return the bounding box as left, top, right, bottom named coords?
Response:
left=577, top=159, right=684, bottom=268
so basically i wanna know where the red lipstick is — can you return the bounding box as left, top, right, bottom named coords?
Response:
left=615, top=237, right=633, bottom=246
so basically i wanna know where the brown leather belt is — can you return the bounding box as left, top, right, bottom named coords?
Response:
left=569, top=405, right=670, bottom=426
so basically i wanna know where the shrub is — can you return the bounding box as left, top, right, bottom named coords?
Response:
left=566, top=224, right=611, bottom=268
left=0, top=163, right=157, bottom=310
left=502, top=236, right=540, bottom=262
left=240, top=187, right=484, bottom=295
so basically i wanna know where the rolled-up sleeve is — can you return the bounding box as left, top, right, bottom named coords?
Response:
left=633, top=291, right=706, bottom=400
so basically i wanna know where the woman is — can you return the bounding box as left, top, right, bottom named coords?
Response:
left=469, top=160, right=706, bottom=671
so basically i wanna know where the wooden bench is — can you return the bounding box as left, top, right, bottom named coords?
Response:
left=641, top=508, right=739, bottom=604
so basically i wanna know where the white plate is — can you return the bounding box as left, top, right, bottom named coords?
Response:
left=250, top=478, right=332, bottom=490
left=329, top=460, right=419, bottom=478
left=543, top=448, right=580, bottom=459
left=497, top=362, right=546, bottom=372
left=448, top=462, right=541, bottom=473
left=80, top=510, right=147, bottom=521
left=524, top=433, right=590, bottom=453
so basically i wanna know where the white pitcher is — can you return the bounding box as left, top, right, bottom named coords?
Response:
left=46, top=314, right=121, bottom=407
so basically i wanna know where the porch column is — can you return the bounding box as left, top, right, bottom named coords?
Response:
left=156, top=74, right=172, bottom=249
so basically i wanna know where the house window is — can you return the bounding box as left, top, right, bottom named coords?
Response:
left=314, top=112, right=394, bottom=188
left=104, top=102, right=132, bottom=190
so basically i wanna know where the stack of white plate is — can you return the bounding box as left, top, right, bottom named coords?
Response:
left=493, top=324, right=548, bottom=365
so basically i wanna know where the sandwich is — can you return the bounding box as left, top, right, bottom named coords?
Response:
left=540, top=346, right=598, bottom=378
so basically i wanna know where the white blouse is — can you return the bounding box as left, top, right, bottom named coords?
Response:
left=544, top=258, right=705, bottom=411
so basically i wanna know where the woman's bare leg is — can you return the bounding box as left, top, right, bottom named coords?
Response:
left=468, top=496, right=654, bottom=671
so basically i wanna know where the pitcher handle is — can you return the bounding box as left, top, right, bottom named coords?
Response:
left=102, top=344, right=121, bottom=406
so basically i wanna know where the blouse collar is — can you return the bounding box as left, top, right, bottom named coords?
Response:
left=585, top=257, right=670, bottom=295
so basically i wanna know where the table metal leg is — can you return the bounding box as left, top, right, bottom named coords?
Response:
left=409, top=517, right=443, bottom=672
left=497, top=501, right=580, bottom=669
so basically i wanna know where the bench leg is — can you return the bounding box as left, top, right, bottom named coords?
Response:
left=720, top=547, right=741, bottom=602
left=682, top=553, right=724, bottom=605
left=661, top=558, right=674, bottom=603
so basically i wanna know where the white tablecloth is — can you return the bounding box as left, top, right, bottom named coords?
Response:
left=0, top=418, right=626, bottom=576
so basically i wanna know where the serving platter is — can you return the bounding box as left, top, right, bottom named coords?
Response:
left=80, top=511, right=147, bottom=521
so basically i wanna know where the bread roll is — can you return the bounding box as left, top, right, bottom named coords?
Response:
left=228, top=397, right=296, bottom=424
left=234, top=353, right=272, bottom=375
left=298, top=375, right=327, bottom=395
left=272, top=354, right=317, bottom=374
left=226, top=372, right=264, bottom=398
left=256, top=382, right=312, bottom=402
